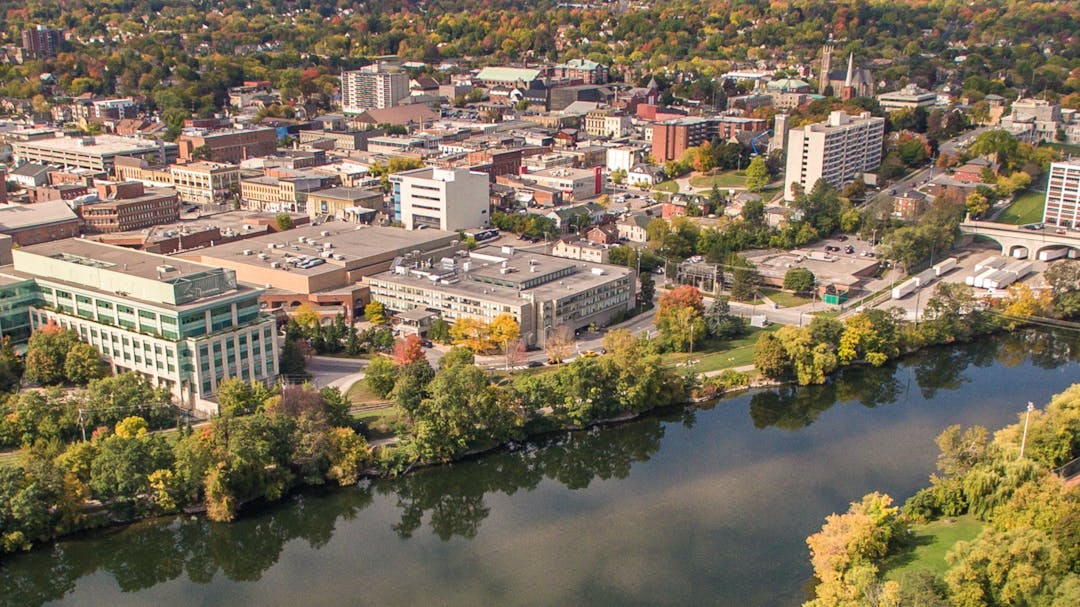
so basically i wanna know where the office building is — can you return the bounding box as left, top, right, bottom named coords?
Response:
left=0, top=239, right=279, bottom=415
left=184, top=223, right=463, bottom=319
left=784, top=111, right=885, bottom=201
left=525, top=167, right=603, bottom=201
left=21, top=25, right=62, bottom=58
left=12, top=135, right=178, bottom=172
left=652, top=118, right=709, bottom=163
left=176, top=127, right=278, bottom=163
left=877, top=84, right=937, bottom=112
left=1044, top=160, right=1080, bottom=229
left=341, top=65, right=409, bottom=114
left=77, top=181, right=179, bottom=233
left=307, top=187, right=383, bottom=221
left=114, top=158, right=241, bottom=207
left=0, top=200, right=81, bottom=246
left=390, top=167, right=489, bottom=231
left=365, top=247, right=635, bottom=347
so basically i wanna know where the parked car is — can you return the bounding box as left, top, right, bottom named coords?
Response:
left=844, top=245, right=855, bottom=254
left=421, top=339, right=434, bottom=348
left=836, top=235, right=848, bottom=241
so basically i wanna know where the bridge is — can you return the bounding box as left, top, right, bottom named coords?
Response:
left=959, top=220, right=1080, bottom=260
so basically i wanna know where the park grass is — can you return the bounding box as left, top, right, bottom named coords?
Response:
left=761, top=288, right=814, bottom=308
left=882, top=515, right=984, bottom=581
left=660, top=324, right=778, bottom=373
left=689, top=170, right=746, bottom=189
left=997, top=189, right=1045, bottom=225
left=346, top=379, right=384, bottom=405
left=1040, top=142, right=1080, bottom=155
left=653, top=180, right=680, bottom=194
left=0, top=449, right=21, bottom=468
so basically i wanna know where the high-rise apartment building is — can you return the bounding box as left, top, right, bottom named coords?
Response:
left=0, top=240, right=279, bottom=415
left=1044, top=160, right=1080, bottom=229
left=784, top=111, right=885, bottom=201
left=390, top=167, right=489, bottom=231
left=341, top=65, right=409, bottom=114
left=21, top=25, right=62, bottom=58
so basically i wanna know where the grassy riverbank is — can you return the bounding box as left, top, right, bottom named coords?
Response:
left=881, top=516, right=984, bottom=580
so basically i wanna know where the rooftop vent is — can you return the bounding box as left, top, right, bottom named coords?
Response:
left=156, top=264, right=176, bottom=273
left=242, top=249, right=253, bottom=256
left=320, top=230, right=330, bottom=237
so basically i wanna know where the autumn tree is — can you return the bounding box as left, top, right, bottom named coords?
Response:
left=1043, top=260, right=1080, bottom=318
left=364, top=301, right=387, bottom=325
left=655, top=285, right=706, bottom=352
left=292, top=303, right=321, bottom=331
left=365, top=356, right=398, bottom=399
left=489, top=313, right=521, bottom=352
left=450, top=317, right=494, bottom=353
left=744, top=155, right=770, bottom=192
left=544, top=325, right=575, bottom=364
left=393, top=335, right=426, bottom=366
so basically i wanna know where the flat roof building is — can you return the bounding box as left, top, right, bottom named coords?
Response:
left=182, top=223, right=464, bottom=319
left=1, top=239, right=278, bottom=415
left=12, top=135, right=178, bottom=172
left=877, top=84, right=937, bottom=112
left=366, top=246, right=635, bottom=347
left=0, top=200, right=81, bottom=246
left=390, top=167, right=490, bottom=231
left=1044, top=160, right=1080, bottom=229
left=307, top=187, right=384, bottom=222
left=784, top=111, right=885, bottom=201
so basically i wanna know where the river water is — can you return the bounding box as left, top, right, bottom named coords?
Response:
left=2, top=330, right=1078, bottom=607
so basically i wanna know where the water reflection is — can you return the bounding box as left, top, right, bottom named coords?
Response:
left=0, top=329, right=1076, bottom=606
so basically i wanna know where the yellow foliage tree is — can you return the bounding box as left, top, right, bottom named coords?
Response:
left=450, top=317, right=494, bottom=353
left=114, top=415, right=149, bottom=439
left=293, top=303, right=320, bottom=329
left=489, top=313, right=521, bottom=352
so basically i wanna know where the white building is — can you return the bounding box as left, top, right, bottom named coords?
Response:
left=525, top=167, right=602, bottom=201
left=606, top=146, right=638, bottom=173
left=390, top=167, right=489, bottom=231
left=784, top=111, right=885, bottom=201
left=877, top=84, right=937, bottom=112
left=341, top=65, right=409, bottom=114
left=1044, top=160, right=1080, bottom=229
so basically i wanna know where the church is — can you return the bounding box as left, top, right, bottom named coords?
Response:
left=819, top=41, right=875, bottom=99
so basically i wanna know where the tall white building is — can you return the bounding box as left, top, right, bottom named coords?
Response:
left=784, top=110, right=885, bottom=201
left=1044, top=160, right=1080, bottom=229
left=390, top=167, right=490, bottom=231
left=341, top=65, right=409, bottom=114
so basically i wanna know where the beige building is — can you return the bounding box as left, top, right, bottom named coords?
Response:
left=182, top=223, right=464, bottom=319
left=366, top=247, right=635, bottom=347
left=115, top=159, right=241, bottom=206
left=341, top=65, right=409, bottom=114
left=307, top=187, right=383, bottom=221
left=240, top=175, right=323, bottom=212
left=526, top=167, right=603, bottom=201
left=784, top=111, right=885, bottom=201
left=12, top=135, right=178, bottom=172
left=551, top=238, right=610, bottom=264
left=1044, top=160, right=1080, bottom=229
left=584, top=110, right=632, bottom=139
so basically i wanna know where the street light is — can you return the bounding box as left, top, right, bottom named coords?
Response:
left=1019, top=401, right=1036, bottom=459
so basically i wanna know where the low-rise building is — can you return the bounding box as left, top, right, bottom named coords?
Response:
left=617, top=214, right=651, bottom=243
left=525, top=167, right=603, bottom=201
left=12, top=135, right=178, bottom=172
left=177, top=127, right=278, bottom=163
left=366, top=247, right=635, bottom=347
left=390, top=167, right=490, bottom=231
left=0, top=239, right=279, bottom=415
left=77, top=181, right=179, bottom=233
left=306, top=187, right=383, bottom=221
left=877, top=84, right=937, bottom=112
left=0, top=200, right=81, bottom=246
left=552, top=238, right=610, bottom=264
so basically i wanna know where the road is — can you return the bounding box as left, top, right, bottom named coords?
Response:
left=307, top=356, right=366, bottom=388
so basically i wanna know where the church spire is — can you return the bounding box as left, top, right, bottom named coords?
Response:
left=845, top=53, right=854, bottom=87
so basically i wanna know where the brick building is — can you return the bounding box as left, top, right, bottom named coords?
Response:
left=78, top=182, right=179, bottom=233
left=176, top=127, right=278, bottom=163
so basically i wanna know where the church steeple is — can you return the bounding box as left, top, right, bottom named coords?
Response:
left=845, top=53, right=854, bottom=88
left=819, top=39, right=834, bottom=95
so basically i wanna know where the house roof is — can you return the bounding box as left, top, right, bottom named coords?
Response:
left=356, top=105, right=438, bottom=126
left=10, top=162, right=51, bottom=178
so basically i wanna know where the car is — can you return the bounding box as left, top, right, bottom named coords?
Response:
left=825, top=245, right=840, bottom=252
left=836, top=235, right=848, bottom=242
left=844, top=245, right=855, bottom=254
left=421, top=339, right=434, bottom=348
left=527, top=361, right=543, bottom=368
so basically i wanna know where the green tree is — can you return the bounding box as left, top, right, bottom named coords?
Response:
left=62, top=342, right=106, bottom=385
left=965, top=192, right=991, bottom=218
left=753, top=332, right=791, bottom=380
left=1043, top=260, right=1080, bottom=319
left=429, top=317, right=451, bottom=344
left=411, top=363, right=516, bottom=462
left=783, top=268, right=816, bottom=293
left=744, top=155, right=770, bottom=192
left=365, top=356, right=398, bottom=399
left=24, top=327, right=78, bottom=386
left=217, top=378, right=273, bottom=417
left=275, top=213, right=294, bottom=230
left=279, top=339, right=310, bottom=380
left=945, top=526, right=1074, bottom=607
left=0, top=336, right=23, bottom=392
left=704, top=296, right=746, bottom=340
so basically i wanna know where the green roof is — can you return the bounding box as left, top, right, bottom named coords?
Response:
left=476, top=67, right=543, bottom=83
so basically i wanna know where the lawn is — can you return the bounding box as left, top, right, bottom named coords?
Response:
left=660, top=324, right=779, bottom=373
left=996, top=189, right=1045, bottom=225
left=882, top=516, right=984, bottom=581
left=761, top=288, right=814, bottom=308
left=0, top=449, right=20, bottom=468
left=689, top=170, right=747, bottom=189
left=346, top=379, right=385, bottom=405
left=653, top=180, right=680, bottom=194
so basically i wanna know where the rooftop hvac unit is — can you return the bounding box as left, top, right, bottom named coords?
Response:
left=267, top=243, right=277, bottom=249
left=270, top=262, right=281, bottom=268
left=308, top=240, right=318, bottom=247
left=334, top=254, right=345, bottom=260
left=320, top=230, right=330, bottom=237
left=156, top=264, right=176, bottom=273
left=257, top=253, right=269, bottom=260
left=320, top=251, right=333, bottom=258
left=323, top=242, right=333, bottom=250
left=242, top=249, right=253, bottom=255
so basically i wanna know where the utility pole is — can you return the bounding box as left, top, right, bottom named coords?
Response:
left=1019, top=401, right=1035, bottom=459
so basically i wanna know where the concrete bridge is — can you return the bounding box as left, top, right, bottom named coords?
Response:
left=959, top=220, right=1080, bottom=260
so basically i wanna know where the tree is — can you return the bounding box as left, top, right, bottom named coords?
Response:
left=393, top=335, right=426, bottom=367
left=364, top=301, right=387, bottom=325
left=411, top=363, right=516, bottom=462
left=744, top=156, right=770, bottom=192
left=293, top=303, right=320, bottom=331
left=705, top=297, right=746, bottom=340
left=545, top=325, right=575, bottom=364
left=639, top=272, right=656, bottom=307
left=275, top=213, right=294, bottom=230
left=753, top=332, right=791, bottom=380
left=504, top=338, right=527, bottom=369
left=24, top=326, right=78, bottom=386
left=945, top=527, right=1073, bottom=607
left=217, top=378, right=271, bottom=417
left=1043, top=260, right=1080, bottom=319
left=611, top=168, right=627, bottom=184
left=365, top=356, right=398, bottom=399
left=450, top=317, right=493, bottom=353
left=0, top=336, right=23, bottom=392
left=838, top=310, right=900, bottom=366
left=439, top=346, right=475, bottom=370
left=62, top=342, right=106, bottom=385
left=429, top=317, right=451, bottom=344
left=728, top=256, right=760, bottom=302
left=655, top=285, right=706, bottom=352
left=279, top=339, right=309, bottom=380
left=965, top=192, right=991, bottom=218
left=783, top=268, right=816, bottom=293
left=489, top=314, right=521, bottom=352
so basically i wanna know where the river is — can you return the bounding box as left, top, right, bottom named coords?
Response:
left=2, top=330, right=1078, bottom=606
